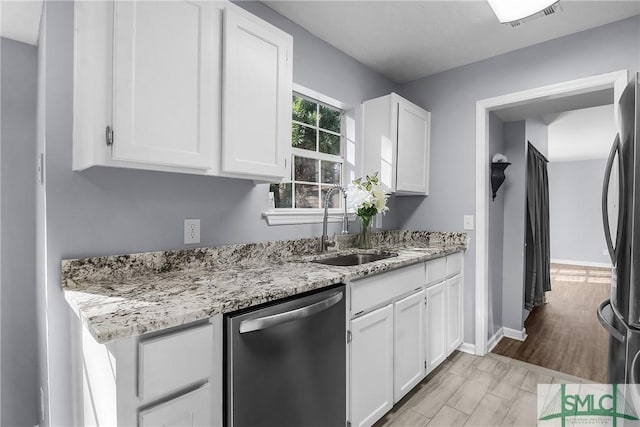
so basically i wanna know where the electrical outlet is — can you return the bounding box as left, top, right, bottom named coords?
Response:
left=184, top=219, right=200, bottom=244
left=463, top=215, right=474, bottom=230
left=376, top=213, right=382, bottom=229
left=603, top=249, right=609, bottom=256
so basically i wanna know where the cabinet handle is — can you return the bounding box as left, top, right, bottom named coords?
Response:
left=105, top=126, right=114, bottom=146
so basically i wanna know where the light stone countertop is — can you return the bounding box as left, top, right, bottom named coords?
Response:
left=62, top=231, right=467, bottom=344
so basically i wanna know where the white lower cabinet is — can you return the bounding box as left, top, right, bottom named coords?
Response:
left=348, top=252, right=465, bottom=427
left=447, top=274, right=463, bottom=354
left=350, top=304, right=395, bottom=427
left=70, top=317, right=223, bottom=427
left=139, top=384, right=211, bottom=427
left=393, top=290, right=426, bottom=402
left=425, top=280, right=447, bottom=374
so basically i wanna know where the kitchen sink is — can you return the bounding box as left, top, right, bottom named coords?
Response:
left=313, top=251, right=398, bottom=266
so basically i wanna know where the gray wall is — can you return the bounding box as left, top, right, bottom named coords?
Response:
left=548, top=159, right=610, bottom=265
left=38, top=1, right=398, bottom=425
left=0, top=38, right=39, bottom=427
left=501, top=121, right=527, bottom=333
left=526, top=117, right=549, bottom=158
left=396, top=16, right=640, bottom=344
left=488, top=112, right=505, bottom=339
left=500, top=119, right=548, bottom=334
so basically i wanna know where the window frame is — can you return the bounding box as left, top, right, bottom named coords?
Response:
left=264, top=84, right=355, bottom=226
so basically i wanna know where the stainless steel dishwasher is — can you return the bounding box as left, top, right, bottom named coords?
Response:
left=225, top=284, right=346, bottom=427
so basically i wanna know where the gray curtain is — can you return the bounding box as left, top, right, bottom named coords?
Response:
left=525, top=142, right=551, bottom=310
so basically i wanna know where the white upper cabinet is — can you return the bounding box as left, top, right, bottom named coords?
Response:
left=362, top=93, right=430, bottom=195
left=222, top=6, right=292, bottom=178
left=73, top=0, right=292, bottom=181
left=112, top=1, right=218, bottom=169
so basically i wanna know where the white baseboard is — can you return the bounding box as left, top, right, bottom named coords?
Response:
left=457, top=342, right=476, bottom=355
left=503, top=326, right=527, bottom=341
left=551, top=259, right=612, bottom=269
left=487, top=327, right=504, bottom=352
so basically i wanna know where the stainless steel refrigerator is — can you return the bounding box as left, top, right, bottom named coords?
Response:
left=598, top=72, right=640, bottom=384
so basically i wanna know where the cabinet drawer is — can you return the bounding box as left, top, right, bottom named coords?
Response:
left=351, top=263, right=424, bottom=316
left=139, top=383, right=211, bottom=427
left=426, top=257, right=447, bottom=285
left=138, top=324, right=213, bottom=401
left=447, top=252, right=463, bottom=277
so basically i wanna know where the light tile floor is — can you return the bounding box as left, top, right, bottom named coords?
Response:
left=374, top=351, right=595, bottom=427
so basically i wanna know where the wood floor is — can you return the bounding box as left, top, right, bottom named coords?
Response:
left=492, top=263, right=610, bottom=383
left=374, top=351, right=593, bottom=427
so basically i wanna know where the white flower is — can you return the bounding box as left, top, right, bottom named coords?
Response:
left=346, top=173, right=389, bottom=216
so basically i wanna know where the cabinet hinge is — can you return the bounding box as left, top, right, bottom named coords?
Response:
left=425, top=360, right=427, bottom=369
left=424, top=296, right=427, bottom=306
left=347, top=330, right=352, bottom=343
left=105, top=126, right=114, bottom=147
left=347, top=421, right=351, bottom=427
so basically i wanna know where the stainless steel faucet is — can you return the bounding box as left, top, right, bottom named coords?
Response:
left=320, top=185, right=349, bottom=253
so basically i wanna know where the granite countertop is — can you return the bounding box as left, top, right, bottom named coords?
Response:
left=62, top=230, right=467, bottom=344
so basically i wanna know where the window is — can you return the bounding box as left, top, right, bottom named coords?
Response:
left=269, top=92, right=344, bottom=209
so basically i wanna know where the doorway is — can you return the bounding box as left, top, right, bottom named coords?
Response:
left=487, top=101, right=617, bottom=381
left=474, top=70, right=628, bottom=359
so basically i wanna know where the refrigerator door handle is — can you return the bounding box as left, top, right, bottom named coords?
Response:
left=602, top=133, right=625, bottom=264
left=597, top=298, right=626, bottom=343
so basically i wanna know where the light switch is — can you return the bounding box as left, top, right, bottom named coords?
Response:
left=463, top=215, right=474, bottom=230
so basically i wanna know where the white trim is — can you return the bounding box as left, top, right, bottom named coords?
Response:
left=263, top=209, right=356, bottom=226
left=457, top=342, right=476, bottom=355
left=475, top=70, right=628, bottom=357
left=293, top=83, right=351, bottom=111
left=487, top=327, right=504, bottom=352
left=551, top=259, right=613, bottom=269
left=503, top=327, right=528, bottom=341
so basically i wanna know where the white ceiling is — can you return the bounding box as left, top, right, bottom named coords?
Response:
left=0, top=0, right=43, bottom=46
left=547, top=104, right=615, bottom=162
left=265, top=0, right=640, bottom=83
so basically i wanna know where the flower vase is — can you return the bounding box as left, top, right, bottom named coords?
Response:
left=358, top=216, right=373, bottom=249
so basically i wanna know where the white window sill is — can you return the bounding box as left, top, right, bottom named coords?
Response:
left=263, top=209, right=356, bottom=226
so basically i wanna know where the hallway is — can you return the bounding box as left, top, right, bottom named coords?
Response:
left=492, top=263, right=610, bottom=382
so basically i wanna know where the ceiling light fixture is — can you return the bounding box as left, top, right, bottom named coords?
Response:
left=487, top=0, right=561, bottom=26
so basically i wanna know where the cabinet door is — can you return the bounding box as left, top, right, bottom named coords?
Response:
left=394, top=290, right=425, bottom=403
left=222, top=5, right=292, bottom=179
left=425, top=281, right=447, bottom=374
left=396, top=99, right=430, bottom=194
left=139, top=384, right=211, bottom=427
left=447, top=275, right=463, bottom=355
left=112, top=1, right=218, bottom=169
left=350, top=305, right=394, bottom=427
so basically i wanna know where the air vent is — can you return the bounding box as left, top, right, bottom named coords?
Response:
left=507, top=2, right=561, bottom=27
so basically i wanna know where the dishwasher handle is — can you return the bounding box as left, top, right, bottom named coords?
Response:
left=239, top=291, right=343, bottom=334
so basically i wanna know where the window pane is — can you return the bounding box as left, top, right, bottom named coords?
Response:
left=269, top=183, right=292, bottom=208
left=321, top=160, right=341, bottom=185
left=319, top=131, right=341, bottom=155
left=321, top=185, right=342, bottom=208
left=294, top=157, right=319, bottom=183
left=295, top=184, right=320, bottom=208
left=292, top=123, right=316, bottom=151
left=319, top=105, right=340, bottom=133
left=292, top=95, right=317, bottom=126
